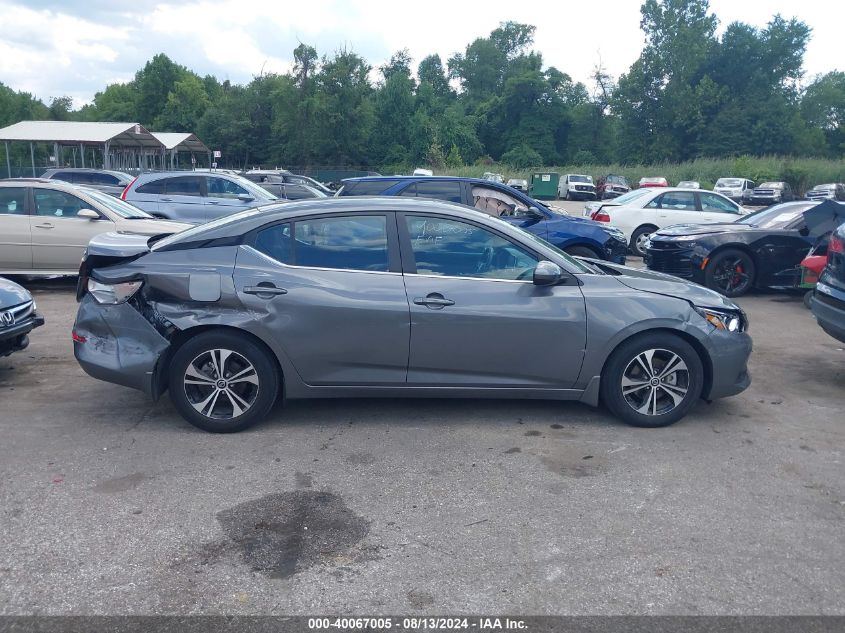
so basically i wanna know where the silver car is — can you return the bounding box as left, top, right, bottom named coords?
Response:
left=73, top=198, right=752, bottom=433
left=0, top=179, right=191, bottom=275
left=122, top=171, right=277, bottom=223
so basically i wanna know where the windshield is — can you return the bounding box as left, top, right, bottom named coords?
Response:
left=151, top=205, right=281, bottom=250
left=80, top=188, right=153, bottom=218
left=813, top=184, right=835, bottom=191
left=736, top=202, right=816, bottom=229
left=570, top=175, right=592, bottom=183
left=607, top=188, right=652, bottom=205
left=759, top=182, right=782, bottom=189
left=607, top=175, right=627, bottom=185
left=716, top=178, right=742, bottom=187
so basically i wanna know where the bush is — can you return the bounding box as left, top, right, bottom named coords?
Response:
left=501, top=144, right=543, bottom=169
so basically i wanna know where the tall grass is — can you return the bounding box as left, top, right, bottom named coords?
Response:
left=439, top=156, right=845, bottom=194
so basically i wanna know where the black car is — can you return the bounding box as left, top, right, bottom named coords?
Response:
left=810, top=221, right=845, bottom=343
left=645, top=200, right=845, bottom=297
left=0, top=277, right=44, bottom=357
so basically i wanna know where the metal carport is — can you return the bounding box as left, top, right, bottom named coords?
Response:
left=151, top=132, right=211, bottom=170
left=0, top=120, right=165, bottom=177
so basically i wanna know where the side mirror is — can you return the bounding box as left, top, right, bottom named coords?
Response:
left=533, top=260, right=562, bottom=286
left=237, top=193, right=254, bottom=202
left=77, top=209, right=100, bottom=220
left=527, top=206, right=545, bottom=218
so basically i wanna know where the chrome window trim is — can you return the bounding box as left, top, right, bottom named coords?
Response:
left=403, top=272, right=534, bottom=284
left=242, top=245, right=400, bottom=276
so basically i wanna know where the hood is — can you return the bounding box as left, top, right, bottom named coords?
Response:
left=589, top=261, right=740, bottom=311
left=0, top=276, right=32, bottom=308
left=115, top=218, right=194, bottom=235
left=653, top=222, right=750, bottom=237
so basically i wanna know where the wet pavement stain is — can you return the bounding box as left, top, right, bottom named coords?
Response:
left=295, top=472, right=313, bottom=488
left=91, top=472, right=152, bottom=494
left=407, top=589, right=435, bottom=608
left=503, top=447, right=522, bottom=454
left=216, top=491, right=369, bottom=579
left=523, top=430, right=542, bottom=437
left=540, top=448, right=608, bottom=478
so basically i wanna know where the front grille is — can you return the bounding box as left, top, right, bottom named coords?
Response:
left=0, top=300, right=33, bottom=329
left=645, top=245, right=694, bottom=278
left=752, top=189, right=775, bottom=196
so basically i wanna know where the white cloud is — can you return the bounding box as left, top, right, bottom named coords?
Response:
left=0, top=0, right=839, bottom=105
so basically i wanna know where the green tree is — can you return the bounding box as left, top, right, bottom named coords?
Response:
left=134, top=53, right=187, bottom=126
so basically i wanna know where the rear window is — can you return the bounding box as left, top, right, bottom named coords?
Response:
left=339, top=180, right=401, bottom=196
left=135, top=179, right=165, bottom=195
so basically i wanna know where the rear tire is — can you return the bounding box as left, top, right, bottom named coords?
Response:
left=168, top=330, right=279, bottom=433
left=601, top=332, right=704, bottom=428
left=704, top=248, right=755, bottom=297
left=631, top=225, right=657, bottom=257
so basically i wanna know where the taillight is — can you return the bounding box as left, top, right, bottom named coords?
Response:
left=830, top=234, right=844, bottom=254
left=593, top=212, right=611, bottom=222
left=121, top=177, right=137, bottom=200
left=72, top=332, right=87, bottom=343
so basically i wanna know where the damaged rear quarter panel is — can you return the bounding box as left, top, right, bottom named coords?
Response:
left=78, top=245, right=301, bottom=398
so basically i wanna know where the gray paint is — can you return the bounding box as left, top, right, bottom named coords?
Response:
left=74, top=197, right=752, bottom=412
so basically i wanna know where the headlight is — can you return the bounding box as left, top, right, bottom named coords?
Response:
left=87, top=279, right=143, bottom=304
left=695, top=306, right=747, bottom=332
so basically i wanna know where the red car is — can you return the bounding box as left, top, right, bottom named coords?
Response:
left=638, top=177, right=669, bottom=188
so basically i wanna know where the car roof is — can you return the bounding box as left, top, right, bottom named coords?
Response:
left=153, top=196, right=492, bottom=248
left=1, top=177, right=84, bottom=190
left=42, top=167, right=130, bottom=176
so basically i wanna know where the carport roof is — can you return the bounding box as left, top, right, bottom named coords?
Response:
left=150, top=132, right=209, bottom=153
left=0, top=120, right=163, bottom=148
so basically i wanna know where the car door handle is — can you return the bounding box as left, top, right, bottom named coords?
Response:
left=34, top=223, right=54, bottom=229
left=243, top=285, right=287, bottom=296
left=413, top=294, right=455, bottom=309
left=160, top=197, right=173, bottom=202
left=207, top=200, right=220, bottom=205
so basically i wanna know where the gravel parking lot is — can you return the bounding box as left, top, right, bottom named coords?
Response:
left=1, top=265, right=844, bottom=616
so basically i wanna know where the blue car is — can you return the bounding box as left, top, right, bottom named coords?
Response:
left=338, top=176, right=628, bottom=263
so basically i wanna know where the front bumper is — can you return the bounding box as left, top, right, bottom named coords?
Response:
left=705, top=329, right=752, bottom=399
left=744, top=196, right=780, bottom=206
left=0, top=313, right=45, bottom=357
left=604, top=238, right=628, bottom=265
left=810, top=284, right=845, bottom=344
left=73, top=296, right=170, bottom=396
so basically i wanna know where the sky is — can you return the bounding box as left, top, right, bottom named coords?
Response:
left=0, top=0, right=841, bottom=107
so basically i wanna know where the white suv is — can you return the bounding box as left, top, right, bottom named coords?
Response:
left=589, top=188, right=748, bottom=256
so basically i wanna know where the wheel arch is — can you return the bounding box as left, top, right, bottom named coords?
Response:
left=152, top=324, right=284, bottom=400
left=597, top=327, right=713, bottom=403
left=704, top=243, right=759, bottom=285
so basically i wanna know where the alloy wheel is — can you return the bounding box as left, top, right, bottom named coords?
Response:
left=712, top=257, right=751, bottom=294
left=621, top=348, right=690, bottom=416
left=183, top=348, right=260, bottom=420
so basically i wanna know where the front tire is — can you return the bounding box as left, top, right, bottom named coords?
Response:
left=601, top=333, right=704, bottom=428
left=168, top=330, right=279, bottom=433
left=565, top=245, right=601, bottom=259
left=705, top=248, right=755, bottom=297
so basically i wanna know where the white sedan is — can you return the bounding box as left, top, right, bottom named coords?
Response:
left=584, top=188, right=749, bottom=256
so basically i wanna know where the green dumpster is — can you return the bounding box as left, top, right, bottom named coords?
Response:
left=529, top=172, right=559, bottom=200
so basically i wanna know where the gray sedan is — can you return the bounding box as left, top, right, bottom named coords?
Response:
left=73, top=198, right=752, bottom=433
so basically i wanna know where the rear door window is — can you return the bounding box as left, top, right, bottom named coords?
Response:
left=293, top=215, right=389, bottom=271
left=254, top=223, right=292, bottom=264
left=165, top=176, right=204, bottom=197
left=646, top=192, right=697, bottom=210
left=51, top=171, right=77, bottom=183
left=89, top=173, right=120, bottom=186
left=0, top=187, right=27, bottom=215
